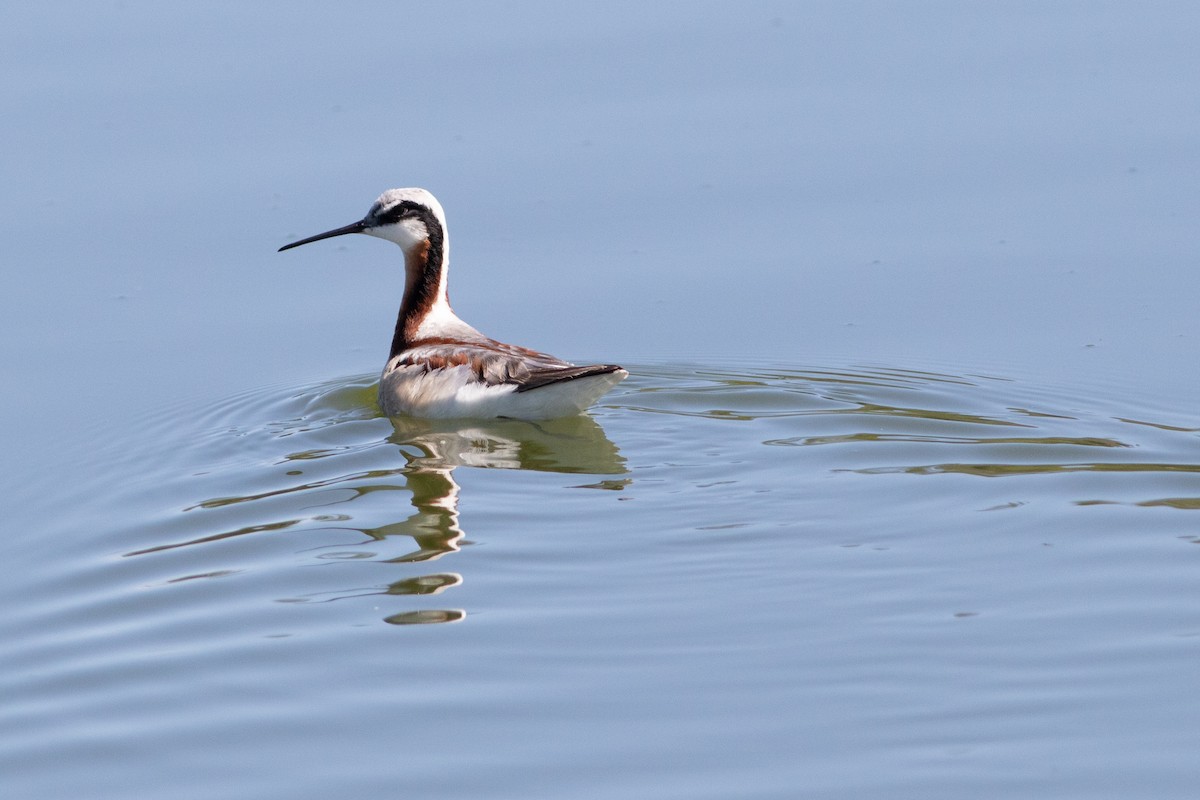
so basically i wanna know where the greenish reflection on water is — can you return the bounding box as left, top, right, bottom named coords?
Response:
left=123, top=387, right=626, bottom=625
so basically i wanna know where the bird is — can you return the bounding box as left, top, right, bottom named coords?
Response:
left=279, top=188, right=627, bottom=420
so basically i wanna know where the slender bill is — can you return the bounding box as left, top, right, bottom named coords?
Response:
left=278, top=219, right=368, bottom=252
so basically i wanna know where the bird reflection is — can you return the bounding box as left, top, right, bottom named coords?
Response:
left=371, top=415, right=625, bottom=624
left=124, top=393, right=624, bottom=626
left=357, top=462, right=465, bottom=564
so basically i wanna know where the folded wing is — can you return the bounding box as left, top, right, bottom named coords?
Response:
left=396, top=338, right=623, bottom=393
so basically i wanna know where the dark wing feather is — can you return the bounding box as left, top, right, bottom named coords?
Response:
left=512, top=363, right=626, bottom=393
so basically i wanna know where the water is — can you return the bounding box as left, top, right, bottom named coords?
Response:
left=5, top=363, right=1199, bottom=798
left=5, top=2, right=1200, bottom=798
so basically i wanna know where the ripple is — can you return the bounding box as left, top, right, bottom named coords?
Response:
left=22, top=357, right=1200, bottom=642
left=7, top=355, right=1200, bottom=800
left=608, top=358, right=1200, bottom=511
left=87, top=371, right=631, bottom=628
left=848, top=462, right=1200, bottom=477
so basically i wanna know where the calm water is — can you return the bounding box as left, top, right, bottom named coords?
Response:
left=5, top=363, right=1200, bottom=798
left=5, top=3, right=1200, bottom=798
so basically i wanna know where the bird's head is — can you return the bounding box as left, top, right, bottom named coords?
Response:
left=278, top=188, right=447, bottom=255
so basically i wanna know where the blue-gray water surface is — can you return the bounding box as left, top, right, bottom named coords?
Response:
left=4, top=3, right=1200, bottom=798
left=5, top=363, right=1200, bottom=799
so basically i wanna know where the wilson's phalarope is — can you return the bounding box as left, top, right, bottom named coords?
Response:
left=279, top=188, right=627, bottom=420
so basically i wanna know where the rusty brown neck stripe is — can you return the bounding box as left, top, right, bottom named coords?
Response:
left=388, top=206, right=446, bottom=359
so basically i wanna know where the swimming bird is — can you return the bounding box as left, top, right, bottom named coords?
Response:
left=279, top=188, right=627, bottom=420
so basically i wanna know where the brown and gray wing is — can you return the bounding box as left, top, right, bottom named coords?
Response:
left=398, top=340, right=622, bottom=392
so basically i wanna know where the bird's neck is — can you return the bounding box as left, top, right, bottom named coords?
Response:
left=390, top=234, right=459, bottom=357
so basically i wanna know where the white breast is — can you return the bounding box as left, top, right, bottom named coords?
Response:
left=380, top=364, right=627, bottom=420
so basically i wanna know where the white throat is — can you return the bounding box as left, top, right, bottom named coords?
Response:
left=369, top=218, right=452, bottom=307
left=366, top=216, right=434, bottom=251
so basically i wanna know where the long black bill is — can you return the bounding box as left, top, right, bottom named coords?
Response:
left=278, top=219, right=368, bottom=252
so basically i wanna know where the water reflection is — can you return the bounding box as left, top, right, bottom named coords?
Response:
left=121, top=363, right=1200, bottom=631
left=367, top=415, right=625, bottom=624
left=125, top=403, right=625, bottom=627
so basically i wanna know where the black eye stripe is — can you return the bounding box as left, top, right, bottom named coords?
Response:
left=376, top=201, right=424, bottom=225
left=373, top=202, right=445, bottom=242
